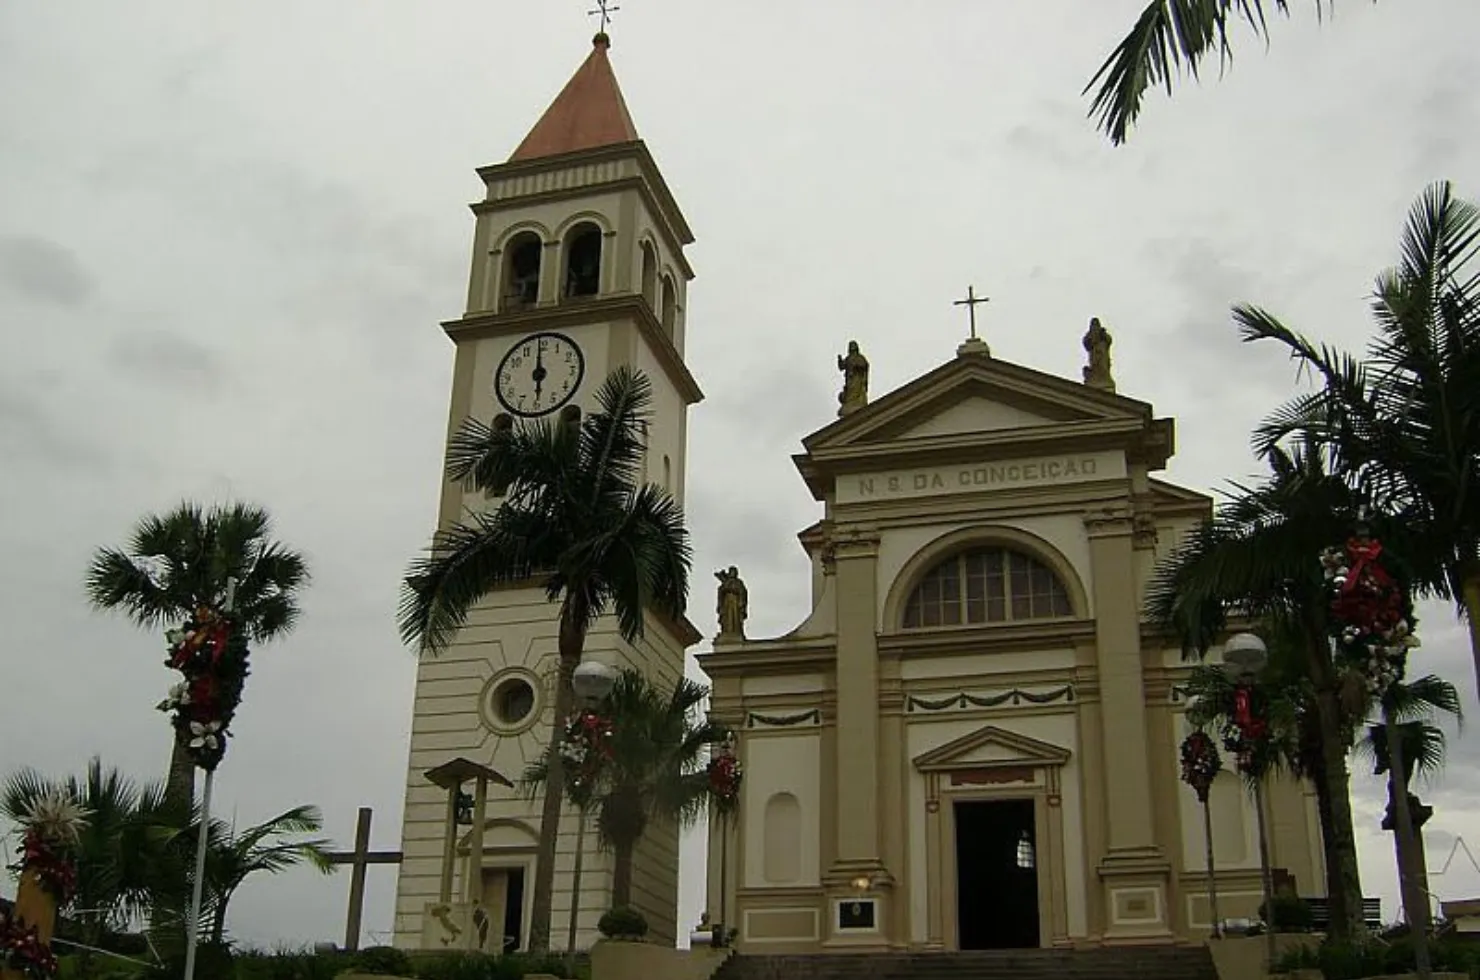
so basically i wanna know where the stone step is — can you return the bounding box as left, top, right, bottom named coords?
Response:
left=714, top=948, right=1219, bottom=980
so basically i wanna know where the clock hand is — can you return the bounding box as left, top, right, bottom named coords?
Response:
left=532, top=342, right=547, bottom=399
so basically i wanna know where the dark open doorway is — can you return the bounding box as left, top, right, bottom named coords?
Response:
left=502, top=866, right=525, bottom=952
left=954, top=798, right=1040, bottom=950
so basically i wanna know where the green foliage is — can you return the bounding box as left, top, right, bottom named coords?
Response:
left=597, top=907, right=648, bottom=940
left=352, top=945, right=414, bottom=975
left=143, top=940, right=235, bottom=979
left=232, top=947, right=350, bottom=980
left=1274, top=936, right=1480, bottom=980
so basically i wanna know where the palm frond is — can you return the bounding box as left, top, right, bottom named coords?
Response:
left=1085, top=0, right=1300, bottom=145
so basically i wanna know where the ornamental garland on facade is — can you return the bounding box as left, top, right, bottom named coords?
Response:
left=1321, top=533, right=1419, bottom=698
left=156, top=604, right=251, bottom=771
left=1179, top=730, right=1222, bottom=803
left=560, top=710, right=615, bottom=793
left=706, top=746, right=743, bottom=814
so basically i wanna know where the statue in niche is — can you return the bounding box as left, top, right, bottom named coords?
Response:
left=715, top=566, right=748, bottom=640
left=1082, top=317, right=1116, bottom=392
left=837, top=340, right=870, bottom=416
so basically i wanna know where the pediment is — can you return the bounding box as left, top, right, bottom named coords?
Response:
left=804, top=351, right=1154, bottom=454
left=911, top=724, right=1071, bottom=773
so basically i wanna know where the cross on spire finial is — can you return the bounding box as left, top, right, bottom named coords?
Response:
left=588, top=0, right=620, bottom=34
left=954, top=286, right=990, bottom=337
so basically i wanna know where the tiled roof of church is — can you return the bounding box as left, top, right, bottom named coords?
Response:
left=508, top=33, right=640, bottom=163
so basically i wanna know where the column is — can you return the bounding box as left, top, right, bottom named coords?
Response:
left=832, top=531, right=880, bottom=864
left=1084, top=509, right=1172, bottom=941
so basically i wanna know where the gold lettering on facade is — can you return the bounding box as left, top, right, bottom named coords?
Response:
left=849, top=455, right=1107, bottom=502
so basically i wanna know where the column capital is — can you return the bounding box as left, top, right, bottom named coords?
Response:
left=1083, top=507, right=1134, bottom=538
left=832, top=526, right=881, bottom=559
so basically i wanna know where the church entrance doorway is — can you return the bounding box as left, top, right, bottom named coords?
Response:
left=954, top=798, right=1040, bottom=950
left=477, top=865, right=526, bottom=953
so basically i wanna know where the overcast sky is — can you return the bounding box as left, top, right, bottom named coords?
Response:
left=4, top=0, right=1480, bottom=952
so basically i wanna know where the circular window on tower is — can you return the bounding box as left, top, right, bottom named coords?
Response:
left=479, top=669, right=544, bottom=736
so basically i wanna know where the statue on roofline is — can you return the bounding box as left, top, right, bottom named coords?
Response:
left=837, top=341, right=869, bottom=416
left=1082, top=317, right=1115, bottom=392
left=716, top=566, right=748, bottom=641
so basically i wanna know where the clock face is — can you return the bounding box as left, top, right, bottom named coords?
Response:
left=495, top=332, right=585, bottom=418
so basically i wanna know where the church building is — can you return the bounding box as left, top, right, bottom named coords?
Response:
left=699, top=328, right=1328, bottom=950
left=391, top=30, right=1327, bottom=957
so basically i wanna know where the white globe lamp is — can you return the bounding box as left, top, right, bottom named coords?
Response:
left=572, top=658, right=618, bottom=703
left=1224, top=632, right=1269, bottom=680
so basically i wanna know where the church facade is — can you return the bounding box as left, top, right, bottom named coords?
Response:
left=698, top=335, right=1327, bottom=951
left=392, top=34, right=701, bottom=952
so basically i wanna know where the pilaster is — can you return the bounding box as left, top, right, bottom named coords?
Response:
left=1083, top=508, right=1173, bottom=942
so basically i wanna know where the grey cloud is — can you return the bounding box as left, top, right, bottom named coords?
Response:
left=108, top=328, right=226, bottom=388
left=0, top=387, right=114, bottom=471
left=0, top=235, right=97, bottom=307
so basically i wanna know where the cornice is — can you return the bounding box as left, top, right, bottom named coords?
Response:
left=878, top=618, right=1097, bottom=658
left=696, top=640, right=837, bottom=677
left=475, top=140, right=695, bottom=253
left=1082, top=505, right=1135, bottom=538
left=443, top=294, right=704, bottom=405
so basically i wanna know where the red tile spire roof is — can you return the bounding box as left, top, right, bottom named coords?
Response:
left=508, top=33, right=640, bottom=163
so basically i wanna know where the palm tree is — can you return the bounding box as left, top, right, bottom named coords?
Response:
left=525, top=669, right=729, bottom=912
left=199, top=805, right=334, bottom=944
left=86, top=502, right=310, bottom=807
left=398, top=367, right=692, bottom=951
left=0, top=759, right=188, bottom=961
left=1238, top=182, right=1480, bottom=695
left=1356, top=675, right=1463, bottom=934
left=1147, top=436, right=1389, bottom=940
left=1086, top=0, right=1333, bottom=144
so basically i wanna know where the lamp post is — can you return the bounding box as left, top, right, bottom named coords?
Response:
left=1224, top=631, right=1276, bottom=973
left=566, top=657, right=617, bottom=957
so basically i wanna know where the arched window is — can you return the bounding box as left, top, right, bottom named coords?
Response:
left=640, top=241, right=658, bottom=309
left=660, top=276, right=677, bottom=337
left=501, top=232, right=542, bottom=311
left=563, top=223, right=602, bottom=299
left=902, top=547, right=1071, bottom=629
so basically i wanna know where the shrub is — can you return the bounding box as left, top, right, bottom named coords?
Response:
left=355, top=945, right=414, bottom=976
left=596, top=906, right=648, bottom=941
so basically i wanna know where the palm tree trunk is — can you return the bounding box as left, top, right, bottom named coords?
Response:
left=527, top=613, right=582, bottom=952
left=1461, top=569, right=1480, bottom=698
left=167, top=728, right=197, bottom=811
left=1312, top=685, right=1364, bottom=941
left=1384, top=709, right=1432, bottom=980
left=612, top=838, right=635, bottom=909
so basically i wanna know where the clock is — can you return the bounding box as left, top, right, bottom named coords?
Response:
left=494, top=332, right=585, bottom=418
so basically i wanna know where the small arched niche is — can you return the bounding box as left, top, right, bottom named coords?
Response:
left=762, top=792, right=803, bottom=884
left=501, top=232, right=542, bottom=312
left=563, top=223, right=603, bottom=300
left=902, top=545, right=1074, bottom=629
left=640, top=240, right=659, bottom=309
left=659, top=276, right=678, bottom=338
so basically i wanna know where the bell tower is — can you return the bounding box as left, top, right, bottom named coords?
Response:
left=393, top=33, right=702, bottom=952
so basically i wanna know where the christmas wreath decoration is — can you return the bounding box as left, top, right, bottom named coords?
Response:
left=1321, top=533, right=1418, bottom=698
left=560, top=710, right=615, bottom=792
left=706, top=743, right=743, bottom=814
left=157, top=603, right=251, bottom=771
left=1179, top=730, right=1222, bottom=803
left=0, top=916, right=58, bottom=980
left=1220, top=682, right=1271, bottom=776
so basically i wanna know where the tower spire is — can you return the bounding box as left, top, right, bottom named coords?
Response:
left=508, top=32, right=639, bottom=163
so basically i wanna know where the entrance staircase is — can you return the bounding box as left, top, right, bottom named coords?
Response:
left=711, top=946, right=1219, bottom=980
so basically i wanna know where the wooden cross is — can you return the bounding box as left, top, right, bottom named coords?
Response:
left=326, top=808, right=403, bottom=952
left=588, top=0, right=619, bottom=32
left=954, top=285, right=990, bottom=341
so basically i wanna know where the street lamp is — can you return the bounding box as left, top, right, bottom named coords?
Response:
left=1223, top=631, right=1275, bottom=970
left=572, top=658, right=618, bottom=703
